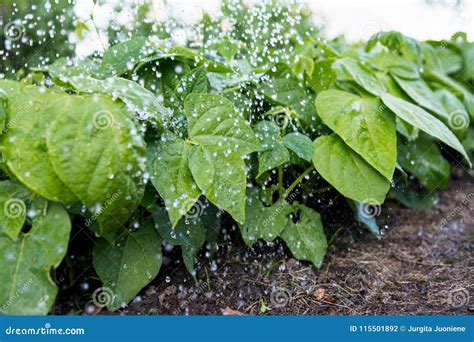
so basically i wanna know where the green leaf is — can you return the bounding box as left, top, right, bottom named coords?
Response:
left=254, top=121, right=289, bottom=177
left=388, top=183, right=439, bottom=209
left=56, top=75, right=169, bottom=124
left=178, top=67, right=209, bottom=98
left=75, top=21, right=89, bottom=40
left=0, top=181, right=30, bottom=240
left=46, top=95, right=146, bottom=236
left=240, top=188, right=293, bottom=246
left=312, top=135, right=390, bottom=204
left=293, top=56, right=314, bottom=77
left=307, top=59, right=336, bottom=92
left=0, top=89, right=7, bottom=133
left=392, top=75, right=448, bottom=119
left=398, top=134, right=450, bottom=190
left=333, top=57, right=386, bottom=96
left=315, top=90, right=397, bottom=179
left=150, top=137, right=201, bottom=227
left=100, top=37, right=150, bottom=77
left=260, top=65, right=319, bottom=132
left=184, top=93, right=261, bottom=156
left=381, top=93, right=471, bottom=166
left=189, top=147, right=247, bottom=224
left=282, top=132, right=313, bottom=161
left=0, top=85, right=78, bottom=203
left=280, top=205, right=327, bottom=268
left=93, top=220, right=162, bottom=310
left=0, top=203, right=71, bottom=315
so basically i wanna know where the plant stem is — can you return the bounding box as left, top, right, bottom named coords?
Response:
left=283, top=166, right=313, bottom=199
left=278, top=165, right=284, bottom=196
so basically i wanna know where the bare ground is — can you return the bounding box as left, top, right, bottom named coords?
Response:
left=56, top=169, right=473, bottom=316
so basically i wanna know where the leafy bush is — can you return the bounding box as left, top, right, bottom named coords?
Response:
left=0, top=1, right=473, bottom=314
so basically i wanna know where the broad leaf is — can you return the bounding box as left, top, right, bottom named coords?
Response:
left=307, top=59, right=336, bottom=93
left=312, top=135, right=390, bottom=204
left=57, top=75, right=169, bottom=123
left=260, top=65, right=319, bottom=132
left=150, top=137, right=201, bottom=227
left=392, top=75, right=448, bottom=119
left=99, top=37, right=150, bottom=77
left=0, top=203, right=71, bottom=315
left=280, top=205, right=327, bottom=268
left=282, top=132, right=313, bottom=161
left=254, top=121, right=289, bottom=176
left=189, top=147, right=247, bottom=224
left=315, top=90, right=397, bottom=179
left=93, top=220, right=162, bottom=310
left=184, top=93, right=261, bottom=156
left=240, top=189, right=293, bottom=246
left=398, top=134, right=450, bottom=190
left=46, top=95, right=146, bottom=236
left=0, top=84, right=78, bottom=203
left=381, top=93, right=470, bottom=165
left=334, top=57, right=386, bottom=96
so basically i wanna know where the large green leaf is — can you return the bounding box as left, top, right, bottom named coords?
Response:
left=184, top=93, right=261, bottom=155
left=57, top=75, right=169, bottom=124
left=46, top=95, right=146, bottom=236
left=333, top=57, right=386, bottom=96
left=280, top=205, right=327, bottom=268
left=184, top=93, right=261, bottom=223
left=0, top=203, right=71, bottom=315
left=150, top=137, right=201, bottom=227
left=315, top=90, right=396, bottom=179
left=392, top=75, right=448, bottom=119
left=189, top=147, right=247, bottom=224
left=381, top=93, right=470, bottom=165
left=99, top=37, right=150, bottom=77
left=0, top=84, right=78, bottom=203
left=0, top=181, right=30, bottom=240
left=93, top=220, right=162, bottom=310
left=312, top=135, right=390, bottom=204
left=398, top=134, right=450, bottom=190
left=240, top=189, right=293, bottom=246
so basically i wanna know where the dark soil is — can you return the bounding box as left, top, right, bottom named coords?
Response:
left=56, top=169, right=473, bottom=316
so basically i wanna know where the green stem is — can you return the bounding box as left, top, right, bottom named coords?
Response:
left=278, top=166, right=284, bottom=196
left=283, top=166, right=313, bottom=199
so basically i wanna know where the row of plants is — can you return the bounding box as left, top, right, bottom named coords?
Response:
left=0, top=2, right=473, bottom=314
